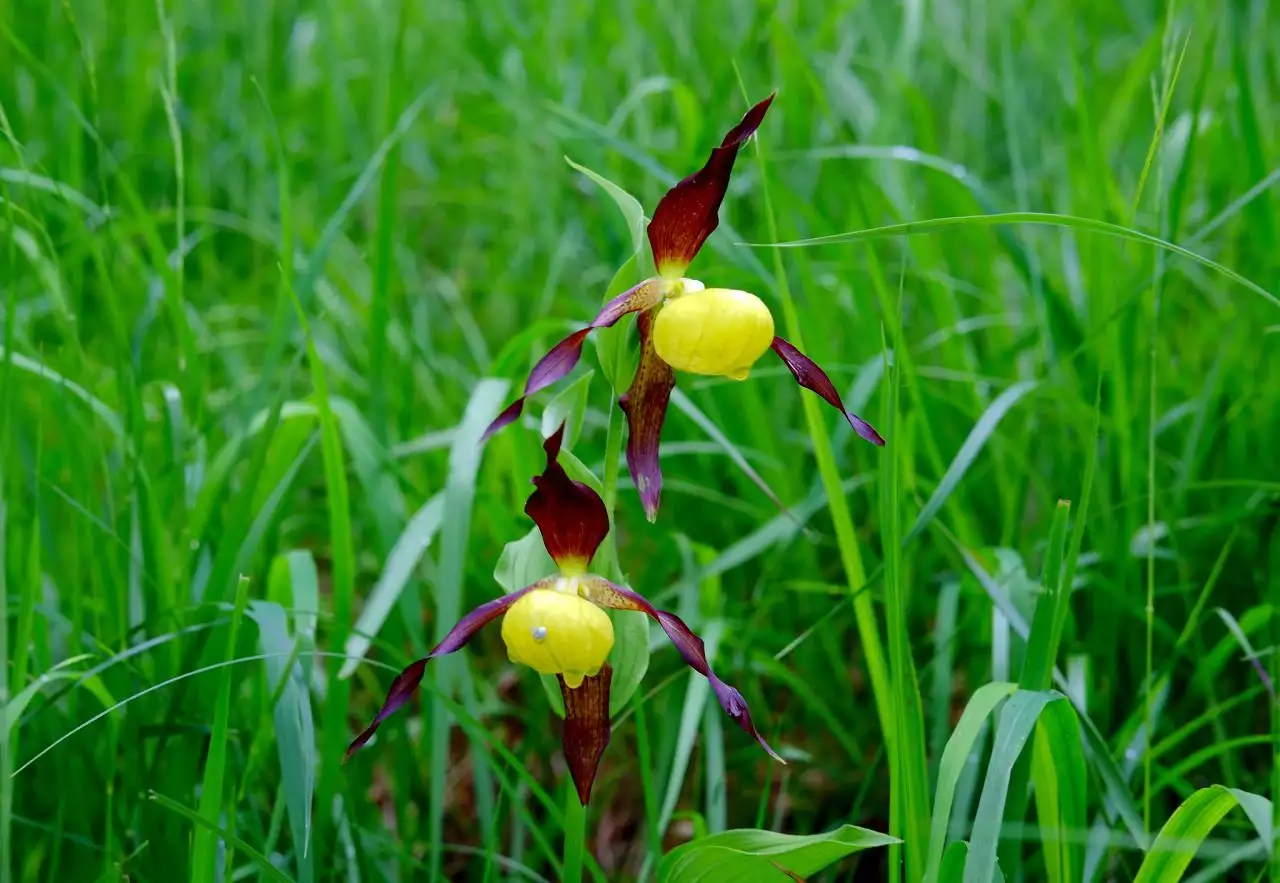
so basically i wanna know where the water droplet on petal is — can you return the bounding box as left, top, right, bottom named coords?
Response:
left=532, top=625, right=547, bottom=642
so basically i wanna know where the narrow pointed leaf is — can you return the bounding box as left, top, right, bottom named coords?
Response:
left=924, top=681, right=1019, bottom=883
left=905, top=381, right=1037, bottom=546
left=340, top=493, right=445, bottom=680
left=963, top=690, right=1063, bottom=883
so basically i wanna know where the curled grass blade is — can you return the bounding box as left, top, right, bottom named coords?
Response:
left=1134, top=786, right=1273, bottom=883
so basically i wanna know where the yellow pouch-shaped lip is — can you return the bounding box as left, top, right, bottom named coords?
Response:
left=652, top=287, right=775, bottom=380
left=501, top=587, right=614, bottom=688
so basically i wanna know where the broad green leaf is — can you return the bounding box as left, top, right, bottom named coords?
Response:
left=593, top=253, right=644, bottom=393
left=604, top=601, right=650, bottom=717
left=925, top=681, right=1018, bottom=883
left=1135, top=785, right=1273, bottom=883
left=1031, top=698, right=1087, bottom=883
left=963, top=690, right=1063, bottom=883
left=659, top=825, right=898, bottom=882
left=250, top=598, right=316, bottom=883
left=541, top=370, right=595, bottom=449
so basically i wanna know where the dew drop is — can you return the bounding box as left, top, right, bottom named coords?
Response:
left=531, top=625, right=547, bottom=642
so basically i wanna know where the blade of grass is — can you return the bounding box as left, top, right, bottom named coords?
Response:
left=880, top=318, right=928, bottom=883
left=288, top=289, right=355, bottom=858
left=191, top=575, right=250, bottom=883
left=904, top=380, right=1038, bottom=546
left=251, top=594, right=316, bottom=883
left=1000, top=500, right=1072, bottom=877
left=1020, top=501, right=1072, bottom=691
left=1031, top=697, right=1088, bottom=883
left=369, top=0, right=409, bottom=447
left=151, top=791, right=295, bottom=883
left=427, top=378, right=508, bottom=882
left=745, top=212, right=1278, bottom=309
left=1134, top=786, right=1273, bottom=883
left=339, top=493, right=445, bottom=680
left=748, top=76, right=895, bottom=802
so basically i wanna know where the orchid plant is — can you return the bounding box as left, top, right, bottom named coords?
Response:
left=345, top=428, right=778, bottom=804
left=347, top=92, right=892, bottom=878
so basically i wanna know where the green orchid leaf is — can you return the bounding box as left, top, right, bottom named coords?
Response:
left=594, top=253, right=645, bottom=394
left=565, top=156, right=646, bottom=251
left=564, top=157, right=652, bottom=396
left=658, top=825, right=898, bottom=882
left=540, top=371, right=594, bottom=449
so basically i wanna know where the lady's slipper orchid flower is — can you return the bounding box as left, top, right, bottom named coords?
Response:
left=482, top=93, right=884, bottom=520
left=345, top=426, right=781, bottom=804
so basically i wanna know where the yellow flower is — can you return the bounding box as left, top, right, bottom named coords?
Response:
left=500, top=585, right=614, bottom=688
left=653, top=285, right=775, bottom=380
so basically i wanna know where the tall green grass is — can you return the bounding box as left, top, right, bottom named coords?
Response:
left=2, top=0, right=1278, bottom=880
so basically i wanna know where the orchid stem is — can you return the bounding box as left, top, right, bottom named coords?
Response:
left=562, top=784, right=586, bottom=883
left=601, top=393, right=624, bottom=515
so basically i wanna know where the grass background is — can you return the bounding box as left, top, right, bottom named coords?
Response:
left=2, top=0, right=1279, bottom=880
